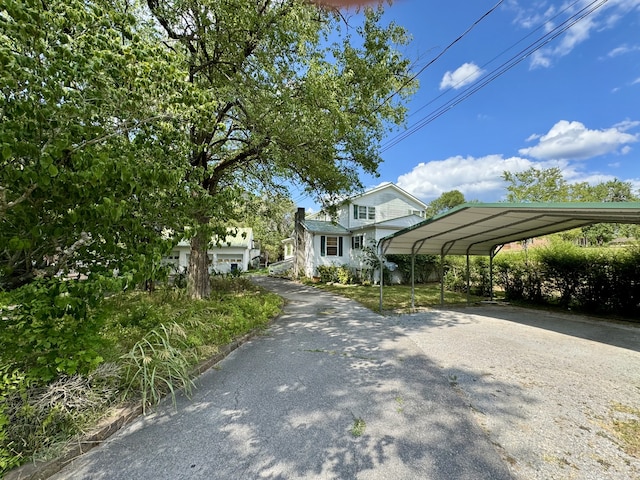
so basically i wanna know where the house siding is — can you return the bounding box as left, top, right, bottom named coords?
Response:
left=290, top=184, right=428, bottom=280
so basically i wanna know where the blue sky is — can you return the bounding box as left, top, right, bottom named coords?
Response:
left=297, top=0, right=640, bottom=210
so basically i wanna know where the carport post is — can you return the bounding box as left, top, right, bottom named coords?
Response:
left=466, top=254, right=471, bottom=304
left=440, top=252, right=444, bottom=306
left=411, top=253, right=415, bottom=310
left=379, top=248, right=384, bottom=313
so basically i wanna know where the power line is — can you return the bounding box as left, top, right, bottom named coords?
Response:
left=381, top=0, right=609, bottom=153
left=374, top=0, right=504, bottom=113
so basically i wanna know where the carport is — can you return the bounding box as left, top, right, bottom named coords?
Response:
left=377, top=202, right=640, bottom=312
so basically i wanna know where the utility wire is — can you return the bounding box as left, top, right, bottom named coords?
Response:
left=375, top=0, right=504, bottom=113
left=381, top=0, right=609, bottom=153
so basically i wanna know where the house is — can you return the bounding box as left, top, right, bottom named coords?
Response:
left=283, top=183, right=428, bottom=279
left=165, top=227, right=260, bottom=275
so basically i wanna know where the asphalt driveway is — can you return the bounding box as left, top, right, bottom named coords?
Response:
left=393, top=303, right=640, bottom=479
left=49, top=277, right=640, bottom=480
left=50, top=277, right=513, bottom=480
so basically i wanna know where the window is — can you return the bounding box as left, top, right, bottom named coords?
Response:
left=352, top=235, right=364, bottom=250
left=320, top=236, right=343, bottom=256
left=409, top=209, right=424, bottom=217
left=353, top=205, right=375, bottom=220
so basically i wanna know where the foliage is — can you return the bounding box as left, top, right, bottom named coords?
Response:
left=1, top=278, right=283, bottom=474
left=232, top=191, right=296, bottom=263
left=120, top=324, right=194, bottom=413
left=386, top=254, right=439, bottom=284
left=1, top=363, right=120, bottom=475
left=494, top=242, right=640, bottom=317
left=425, top=190, right=465, bottom=217
left=502, top=167, right=639, bottom=246
left=144, top=0, right=417, bottom=298
left=0, top=276, right=124, bottom=381
left=316, top=264, right=353, bottom=284
left=1, top=0, right=188, bottom=292
left=502, top=167, right=569, bottom=202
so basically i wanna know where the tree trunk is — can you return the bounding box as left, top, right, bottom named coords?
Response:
left=187, top=229, right=211, bottom=299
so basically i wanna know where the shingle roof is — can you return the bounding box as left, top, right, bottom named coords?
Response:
left=303, top=220, right=350, bottom=235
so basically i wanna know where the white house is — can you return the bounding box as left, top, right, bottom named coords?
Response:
left=166, top=227, right=260, bottom=275
left=284, top=183, right=428, bottom=279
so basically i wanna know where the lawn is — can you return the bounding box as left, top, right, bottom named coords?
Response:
left=312, top=282, right=485, bottom=312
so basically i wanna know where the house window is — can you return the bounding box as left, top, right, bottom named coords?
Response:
left=320, top=236, right=343, bottom=257
left=352, top=235, right=364, bottom=250
left=409, top=209, right=424, bottom=217
left=353, top=205, right=375, bottom=220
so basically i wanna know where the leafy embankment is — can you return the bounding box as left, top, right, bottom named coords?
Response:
left=0, top=277, right=282, bottom=475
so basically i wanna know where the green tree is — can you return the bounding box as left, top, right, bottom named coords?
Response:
left=502, top=167, right=569, bottom=202
left=426, top=190, right=465, bottom=217
left=0, top=0, right=187, bottom=291
left=232, top=192, right=295, bottom=264
left=146, top=0, right=416, bottom=298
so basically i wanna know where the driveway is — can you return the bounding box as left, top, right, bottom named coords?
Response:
left=50, top=278, right=513, bottom=480
left=393, top=304, right=640, bottom=480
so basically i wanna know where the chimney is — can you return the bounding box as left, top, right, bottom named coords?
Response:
left=294, top=208, right=305, bottom=278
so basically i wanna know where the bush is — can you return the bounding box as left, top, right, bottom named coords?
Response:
left=495, top=242, right=639, bottom=317
left=0, top=276, right=121, bottom=382
left=316, top=265, right=353, bottom=284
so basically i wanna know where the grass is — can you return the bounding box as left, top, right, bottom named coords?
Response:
left=1, top=277, right=283, bottom=475
left=311, top=282, right=484, bottom=312
left=609, top=403, right=640, bottom=457
left=350, top=417, right=366, bottom=437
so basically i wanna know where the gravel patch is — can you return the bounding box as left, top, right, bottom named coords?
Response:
left=394, top=304, right=640, bottom=480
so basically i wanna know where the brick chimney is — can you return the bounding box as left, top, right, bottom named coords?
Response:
left=294, top=208, right=305, bottom=278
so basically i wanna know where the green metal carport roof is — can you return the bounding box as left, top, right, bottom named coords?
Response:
left=376, top=202, right=640, bottom=311
left=379, top=202, right=640, bottom=257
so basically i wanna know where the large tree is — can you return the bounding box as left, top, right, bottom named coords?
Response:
left=145, top=0, right=416, bottom=298
left=0, top=0, right=188, bottom=290
left=502, top=167, right=639, bottom=245
left=426, top=190, right=465, bottom=217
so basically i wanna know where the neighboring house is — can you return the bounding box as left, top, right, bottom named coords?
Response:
left=165, top=227, right=260, bottom=275
left=284, top=183, right=428, bottom=279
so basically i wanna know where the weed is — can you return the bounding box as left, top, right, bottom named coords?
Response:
left=120, top=323, right=194, bottom=413
left=350, top=417, right=366, bottom=437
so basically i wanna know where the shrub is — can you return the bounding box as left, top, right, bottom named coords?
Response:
left=0, top=276, right=121, bottom=382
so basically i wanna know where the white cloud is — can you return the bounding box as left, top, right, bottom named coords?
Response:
left=439, top=62, right=484, bottom=90
left=396, top=154, right=534, bottom=201
left=607, top=44, right=640, bottom=57
left=633, top=77, right=640, bottom=85
left=518, top=120, right=639, bottom=160
left=509, top=0, right=640, bottom=68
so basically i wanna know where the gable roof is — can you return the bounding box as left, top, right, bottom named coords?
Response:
left=346, top=182, right=428, bottom=209
left=380, top=202, right=640, bottom=256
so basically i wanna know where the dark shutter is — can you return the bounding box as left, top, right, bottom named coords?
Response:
left=353, top=205, right=358, bottom=219
left=320, top=236, right=326, bottom=256
left=351, top=236, right=355, bottom=249
left=338, top=237, right=343, bottom=256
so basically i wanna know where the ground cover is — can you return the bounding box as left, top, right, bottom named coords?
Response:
left=0, top=277, right=283, bottom=475
left=311, top=282, right=484, bottom=312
